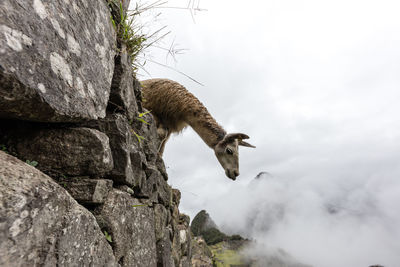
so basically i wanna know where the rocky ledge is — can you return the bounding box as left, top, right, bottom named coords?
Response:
left=0, top=0, right=191, bottom=266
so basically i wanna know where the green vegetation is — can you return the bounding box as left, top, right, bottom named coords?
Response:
left=104, top=231, right=113, bottom=243
left=107, top=0, right=205, bottom=85
left=202, top=227, right=227, bottom=245
left=0, top=144, right=8, bottom=153
left=131, top=129, right=145, bottom=143
left=108, top=0, right=168, bottom=71
left=129, top=111, right=151, bottom=143
left=209, top=243, right=245, bottom=267
left=26, top=160, right=38, bottom=167
left=116, top=2, right=147, bottom=65
left=132, top=204, right=147, bottom=208
left=136, top=110, right=151, bottom=125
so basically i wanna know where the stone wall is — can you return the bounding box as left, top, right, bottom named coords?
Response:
left=0, top=0, right=191, bottom=266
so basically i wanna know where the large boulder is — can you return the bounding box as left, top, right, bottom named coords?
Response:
left=0, top=151, right=117, bottom=266
left=155, top=193, right=192, bottom=267
left=7, top=127, right=113, bottom=177
left=85, top=114, right=146, bottom=187
left=108, top=46, right=138, bottom=121
left=156, top=230, right=175, bottom=267
left=155, top=204, right=175, bottom=267
left=154, top=204, right=169, bottom=242
left=60, top=178, right=113, bottom=205
left=142, top=166, right=172, bottom=205
left=94, top=189, right=157, bottom=267
left=0, top=0, right=116, bottom=122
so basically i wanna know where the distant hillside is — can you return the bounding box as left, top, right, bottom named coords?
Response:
left=190, top=209, right=311, bottom=267
left=191, top=210, right=246, bottom=245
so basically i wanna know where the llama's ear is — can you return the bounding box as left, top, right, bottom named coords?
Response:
left=222, top=133, right=249, bottom=143
left=239, top=140, right=256, bottom=148
left=219, top=133, right=251, bottom=147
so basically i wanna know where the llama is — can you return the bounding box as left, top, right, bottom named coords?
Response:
left=140, top=78, right=255, bottom=180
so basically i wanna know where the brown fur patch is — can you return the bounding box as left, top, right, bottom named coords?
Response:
left=141, top=79, right=226, bottom=148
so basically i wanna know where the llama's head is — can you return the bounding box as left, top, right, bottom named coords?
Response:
left=214, top=133, right=255, bottom=180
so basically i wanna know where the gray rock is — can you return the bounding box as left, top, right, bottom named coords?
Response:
left=115, top=184, right=135, bottom=195
left=154, top=204, right=169, bottom=242
left=157, top=229, right=175, bottom=267
left=179, top=256, right=192, bottom=267
left=132, top=108, right=162, bottom=160
left=0, top=1, right=196, bottom=266
left=143, top=167, right=172, bottom=205
left=108, top=46, right=138, bottom=121
left=0, top=151, right=117, bottom=267
left=85, top=113, right=146, bottom=187
left=95, top=189, right=157, bottom=267
left=136, top=111, right=169, bottom=181
left=172, top=188, right=182, bottom=207
left=134, top=76, right=144, bottom=110
left=171, top=205, right=180, bottom=229
left=130, top=144, right=148, bottom=187
left=0, top=0, right=116, bottom=122
left=168, top=201, right=192, bottom=267
left=176, top=224, right=191, bottom=257
left=153, top=153, right=169, bottom=181
left=12, top=127, right=113, bottom=176
left=179, top=213, right=191, bottom=227
left=191, top=237, right=213, bottom=267
left=60, top=178, right=113, bottom=204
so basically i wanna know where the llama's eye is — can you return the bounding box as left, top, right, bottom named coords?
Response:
left=226, top=148, right=233, bottom=155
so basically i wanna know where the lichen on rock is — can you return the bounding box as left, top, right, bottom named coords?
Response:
left=0, top=0, right=116, bottom=122
left=0, top=151, right=118, bottom=267
left=0, top=1, right=193, bottom=266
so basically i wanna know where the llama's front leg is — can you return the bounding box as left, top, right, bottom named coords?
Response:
left=156, top=125, right=170, bottom=156
left=158, top=131, right=171, bottom=156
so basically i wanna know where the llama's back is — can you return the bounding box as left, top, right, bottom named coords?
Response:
left=141, top=79, right=203, bottom=132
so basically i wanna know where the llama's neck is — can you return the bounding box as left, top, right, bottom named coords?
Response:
left=187, top=110, right=226, bottom=148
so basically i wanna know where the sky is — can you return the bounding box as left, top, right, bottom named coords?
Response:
left=132, top=0, right=400, bottom=266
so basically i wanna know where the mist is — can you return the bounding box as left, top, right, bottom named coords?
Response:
left=201, top=170, right=399, bottom=267
left=135, top=0, right=400, bottom=266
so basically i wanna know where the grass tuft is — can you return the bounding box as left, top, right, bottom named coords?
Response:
left=109, top=0, right=169, bottom=71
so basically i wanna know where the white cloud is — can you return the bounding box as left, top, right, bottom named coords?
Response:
left=134, top=0, right=400, bottom=265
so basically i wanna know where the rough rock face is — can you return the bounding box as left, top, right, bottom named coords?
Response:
left=0, top=151, right=117, bottom=267
left=0, top=0, right=116, bottom=122
left=191, top=237, right=213, bottom=267
left=108, top=43, right=138, bottom=121
left=94, top=189, right=157, bottom=267
left=0, top=1, right=192, bottom=266
left=8, top=127, right=113, bottom=176
left=171, top=206, right=192, bottom=266
left=61, top=178, right=114, bottom=204
left=155, top=204, right=175, bottom=266
left=86, top=113, right=145, bottom=186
